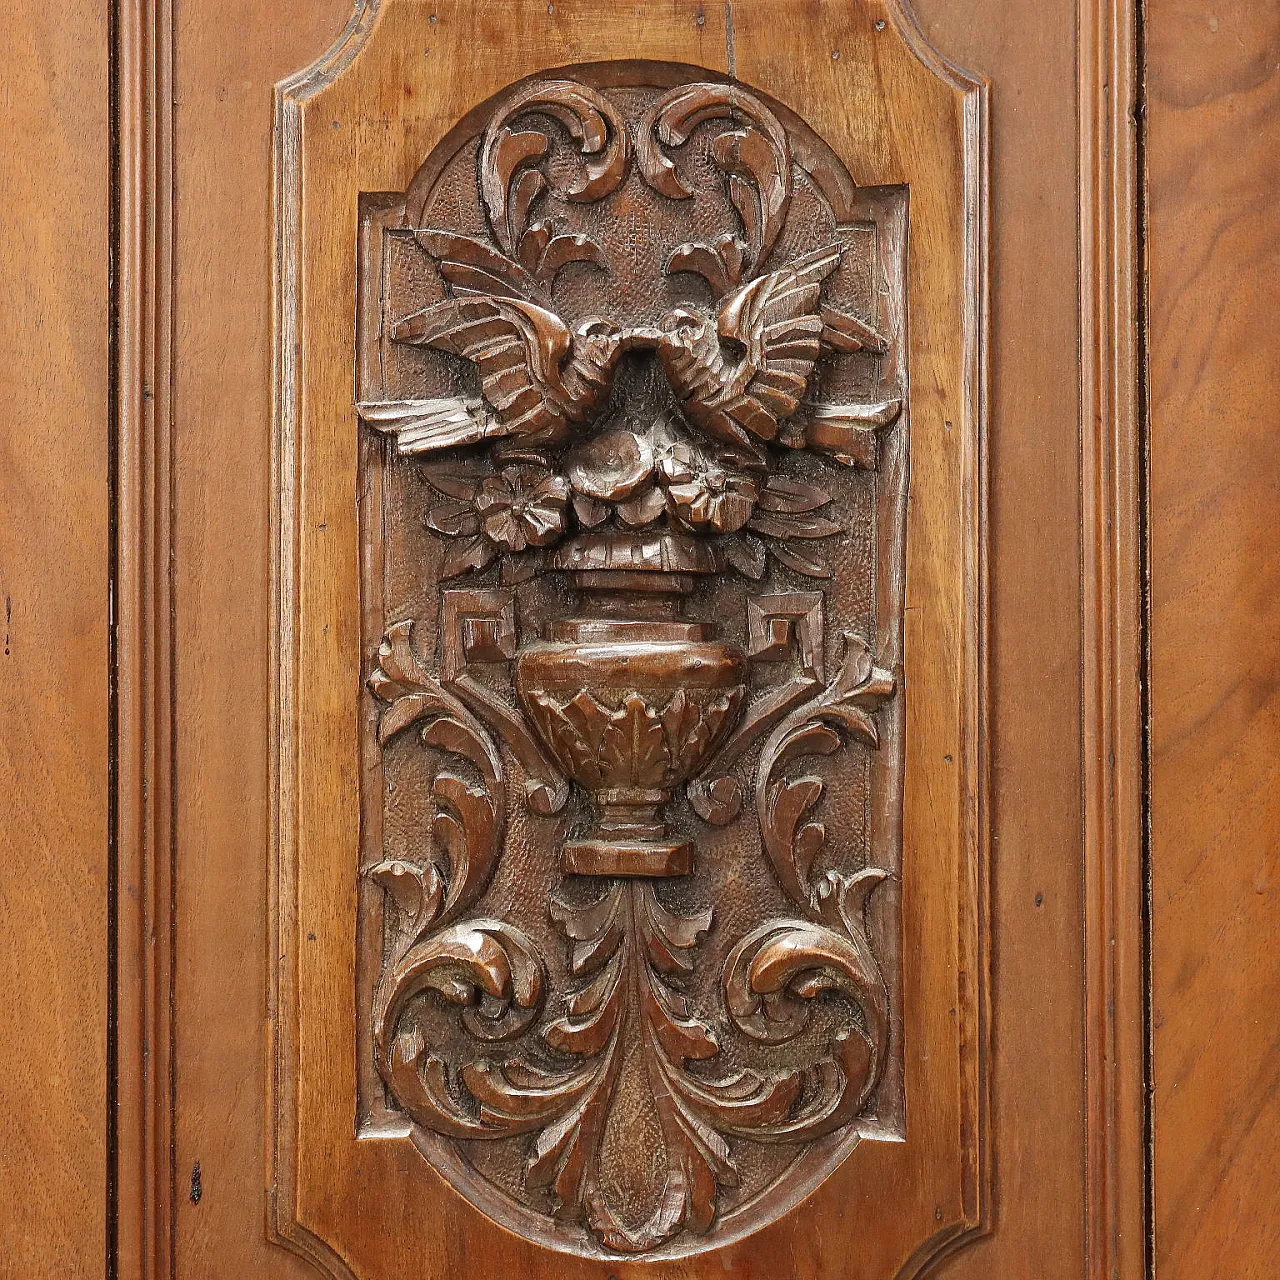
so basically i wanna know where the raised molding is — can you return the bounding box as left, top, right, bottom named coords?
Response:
left=1078, top=1, right=1148, bottom=1277
left=271, top=1, right=988, bottom=1274
left=112, top=0, right=178, bottom=1273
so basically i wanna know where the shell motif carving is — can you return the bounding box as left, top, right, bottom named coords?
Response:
left=357, top=65, right=908, bottom=1258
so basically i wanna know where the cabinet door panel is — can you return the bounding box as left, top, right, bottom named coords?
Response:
left=110, top=1, right=1142, bottom=1276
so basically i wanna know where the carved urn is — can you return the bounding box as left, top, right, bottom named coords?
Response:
left=515, top=539, right=747, bottom=876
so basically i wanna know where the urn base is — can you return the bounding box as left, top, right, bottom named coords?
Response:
left=562, top=838, right=693, bottom=877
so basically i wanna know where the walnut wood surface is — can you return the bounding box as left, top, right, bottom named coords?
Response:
left=103, top=1, right=1143, bottom=1278
left=22, top=0, right=1280, bottom=1275
left=276, top=4, right=983, bottom=1273
left=1148, top=5, right=1280, bottom=1276
left=0, top=2, right=110, bottom=1275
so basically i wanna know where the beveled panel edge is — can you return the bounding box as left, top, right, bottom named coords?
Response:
left=268, top=3, right=381, bottom=1278
left=895, top=5, right=992, bottom=1276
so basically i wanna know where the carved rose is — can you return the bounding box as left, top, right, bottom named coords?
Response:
left=565, top=428, right=655, bottom=500
left=474, top=466, right=570, bottom=552
left=654, top=438, right=697, bottom=484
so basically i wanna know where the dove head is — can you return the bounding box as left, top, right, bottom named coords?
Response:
left=659, top=307, right=710, bottom=341
left=572, top=317, right=632, bottom=372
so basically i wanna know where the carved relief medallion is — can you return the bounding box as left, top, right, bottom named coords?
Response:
left=355, top=64, right=908, bottom=1259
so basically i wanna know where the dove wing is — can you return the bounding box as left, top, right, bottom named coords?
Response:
left=681, top=246, right=838, bottom=444
left=391, top=295, right=575, bottom=444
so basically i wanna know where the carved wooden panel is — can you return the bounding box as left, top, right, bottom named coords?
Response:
left=273, top=4, right=986, bottom=1277
left=355, top=68, right=907, bottom=1256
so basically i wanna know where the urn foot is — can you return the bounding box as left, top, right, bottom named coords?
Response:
left=562, top=838, right=693, bottom=877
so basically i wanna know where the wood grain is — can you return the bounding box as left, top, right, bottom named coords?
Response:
left=114, top=0, right=177, bottom=1272
left=1148, top=4, right=1280, bottom=1276
left=167, top=1, right=354, bottom=1277
left=0, top=2, right=110, bottom=1275
left=912, top=0, right=1093, bottom=1272
left=107, top=0, right=1151, bottom=1275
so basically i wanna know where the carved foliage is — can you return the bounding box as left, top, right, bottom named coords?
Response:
left=368, top=620, right=504, bottom=930
left=756, top=631, right=896, bottom=909
left=479, top=79, right=630, bottom=278
left=523, top=686, right=745, bottom=791
left=636, top=82, right=794, bottom=291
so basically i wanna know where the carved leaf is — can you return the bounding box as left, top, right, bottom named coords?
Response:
left=508, top=168, right=549, bottom=250
left=637, top=82, right=792, bottom=271
left=367, top=859, right=444, bottom=958
left=703, top=687, right=747, bottom=754
left=423, top=497, right=481, bottom=537
left=416, top=230, right=543, bottom=303
left=534, top=232, right=608, bottom=284
left=440, top=534, right=499, bottom=579
left=368, top=622, right=505, bottom=929
left=516, top=218, right=552, bottom=273
left=377, top=691, right=439, bottom=746
left=544, top=953, right=624, bottom=1057
left=757, top=476, right=833, bottom=514
left=424, top=472, right=481, bottom=502
left=721, top=913, right=890, bottom=1137
left=524, top=690, right=614, bottom=789
left=372, top=920, right=551, bottom=1139
left=720, top=532, right=767, bottom=579
left=381, top=1025, right=498, bottom=1139
left=754, top=635, right=895, bottom=911
left=429, top=773, right=499, bottom=926
left=489, top=129, right=551, bottom=247
left=644, top=974, right=719, bottom=1063
left=600, top=694, right=669, bottom=787
left=747, top=511, right=843, bottom=540
left=479, top=81, right=630, bottom=257
left=462, top=1057, right=595, bottom=1130
left=768, top=541, right=833, bottom=579
left=640, top=886, right=712, bottom=976
left=661, top=688, right=706, bottom=773
left=712, top=126, right=790, bottom=269
left=550, top=883, right=625, bottom=976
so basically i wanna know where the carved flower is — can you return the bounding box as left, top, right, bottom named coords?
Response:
left=565, top=429, right=654, bottom=501
left=666, top=466, right=759, bottom=533
left=474, top=466, right=570, bottom=552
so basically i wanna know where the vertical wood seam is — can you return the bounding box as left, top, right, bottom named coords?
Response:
left=113, top=0, right=177, bottom=1275
left=1078, top=0, right=1148, bottom=1277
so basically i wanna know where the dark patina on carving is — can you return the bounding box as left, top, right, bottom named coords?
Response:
left=356, top=66, right=908, bottom=1258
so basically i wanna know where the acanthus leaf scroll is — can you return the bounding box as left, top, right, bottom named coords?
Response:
left=357, top=66, right=909, bottom=1258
